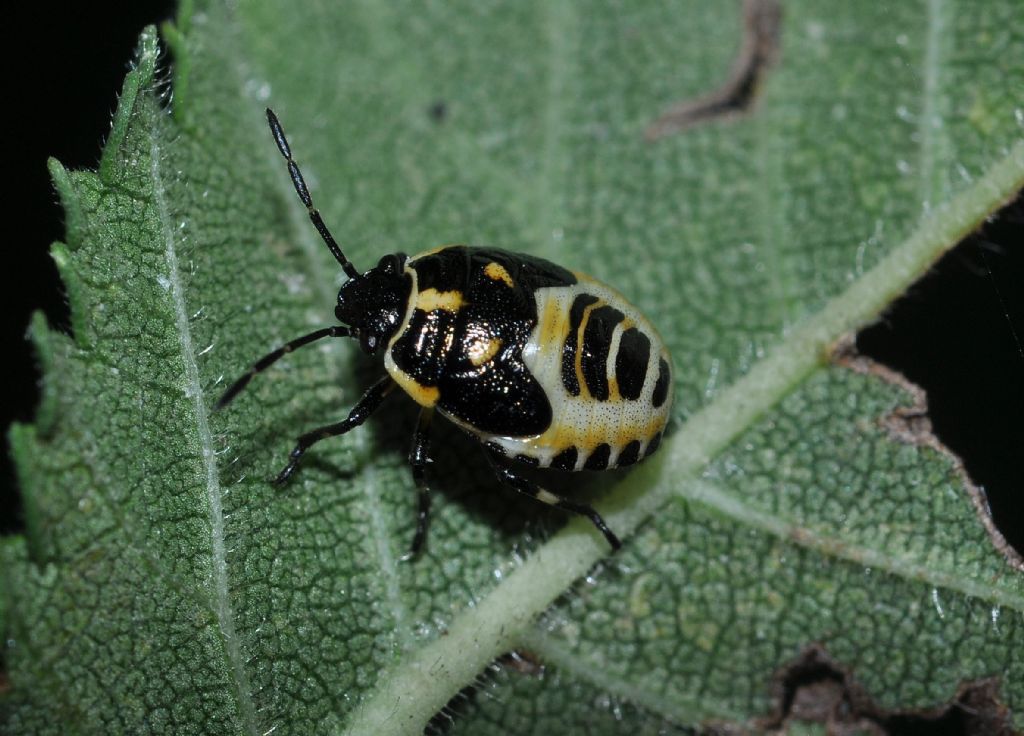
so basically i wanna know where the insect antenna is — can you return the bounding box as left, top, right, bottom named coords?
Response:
left=266, top=107, right=361, bottom=280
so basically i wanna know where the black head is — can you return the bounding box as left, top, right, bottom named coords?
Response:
left=335, top=253, right=412, bottom=354
left=263, top=109, right=412, bottom=354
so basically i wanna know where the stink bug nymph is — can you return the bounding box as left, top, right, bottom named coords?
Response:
left=218, top=109, right=673, bottom=556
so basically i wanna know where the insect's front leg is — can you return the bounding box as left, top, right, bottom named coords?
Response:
left=215, top=326, right=353, bottom=409
left=274, top=376, right=395, bottom=484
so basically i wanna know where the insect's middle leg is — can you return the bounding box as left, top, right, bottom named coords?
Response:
left=403, top=408, right=434, bottom=560
left=274, top=376, right=394, bottom=485
left=485, top=453, right=622, bottom=551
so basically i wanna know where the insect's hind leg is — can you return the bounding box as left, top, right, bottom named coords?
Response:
left=274, top=376, right=395, bottom=485
left=402, top=408, right=434, bottom=561
left=485, top=453, right=622, bottom=551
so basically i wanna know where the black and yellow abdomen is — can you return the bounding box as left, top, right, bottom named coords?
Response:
left=383, top=246, right=672, bottom=471
left=491, top=275, right=671, bottom=470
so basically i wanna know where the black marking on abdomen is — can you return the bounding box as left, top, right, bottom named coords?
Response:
left=652, top=358, right=671, bottom=408
left=514, top=454, right=539, bottom=467
left=562, top=294, right=599, bottom=396
left=551, top=446, right=578, bottom=470
left=584, top=443, right=611, bottom=470
left=615, top=328, right=651, bottom=400
left=615, top=440, right=641, bottom=467
left=580, top=305, right=624, bottom=401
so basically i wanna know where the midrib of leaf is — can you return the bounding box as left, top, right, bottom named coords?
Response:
left=341, top=142, right=1024, bottom=736
left=149, top=130, right=260, bottom=735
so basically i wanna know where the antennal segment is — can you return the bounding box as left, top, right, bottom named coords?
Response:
left=266, top=107, right=360, bottom=280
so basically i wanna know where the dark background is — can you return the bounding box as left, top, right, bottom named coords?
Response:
left=3, top=3, right=1021, bottom=555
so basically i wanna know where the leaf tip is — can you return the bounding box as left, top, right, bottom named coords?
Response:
left=134, top=25, right=161, bottom=87
left=49, top=242, right=91, bottom=350
left=6, top=423, right=50, bottom=566
left=24, top=313, right=60, bottom=438
left=98, top=26, right=161, bottom=181
left=46, top=157, right=88, bottom=251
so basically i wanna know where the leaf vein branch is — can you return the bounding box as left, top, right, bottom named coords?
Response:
left=534, top=0, right=574, bottom=249
left=919, top=0, right=951, bottom=211
left=524, top=630, right=749, bottom=724
left=678, top=478, right=1024, bottom=610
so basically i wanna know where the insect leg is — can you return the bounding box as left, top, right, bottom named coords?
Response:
left=273, top=376, right=395, bottom=485
left=402, top=408, right=434, bottom=560
left=485, top=453, right=622, bottom=551
left=215, top=326, right=354, bottom=410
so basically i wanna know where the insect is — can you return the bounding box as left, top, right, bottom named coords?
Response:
left=217, top=108, right=673, bottom=556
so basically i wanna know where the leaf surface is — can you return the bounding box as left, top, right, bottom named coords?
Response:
left=2, top=2, right=1023, bottom=734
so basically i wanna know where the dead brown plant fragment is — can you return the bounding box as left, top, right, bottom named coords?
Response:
left=646, top=0, right=781, bottom=141
left=738, top=645, right=1017, bottom=736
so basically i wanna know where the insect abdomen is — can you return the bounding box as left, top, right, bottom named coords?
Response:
left=489, top=276, right=672, bottom=471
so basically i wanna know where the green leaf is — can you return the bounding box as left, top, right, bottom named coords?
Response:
left=3, top=2, right=1023, bottom=734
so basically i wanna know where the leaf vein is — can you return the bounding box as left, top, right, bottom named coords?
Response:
left=920, top=0, right=952, bottom=210
left=231, top=20, right=412, bottom=650
left=678, top=478, right=1024, bottom=610
left=150, top=131, right=261, bottom=736
left=524, top=630, right=750, bottom=724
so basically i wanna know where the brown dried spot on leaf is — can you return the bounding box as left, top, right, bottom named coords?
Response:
left=746, top=645, right=1016, bottom=736
left=645, top=0, right=781, bottom=141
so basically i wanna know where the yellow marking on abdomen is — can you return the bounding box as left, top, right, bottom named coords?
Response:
left=537, top=294, right=570, bottom=353
left=573, top=300, right=602, bottom=399
left=468, top=336, right=502, bottom=366
left=389, top=368, right=440, bottom=407
left=416, top=288, right=465, bottom=312
left=545, top=411, right=667, bottom=454
left=484, top=262, right=515, bottom=288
